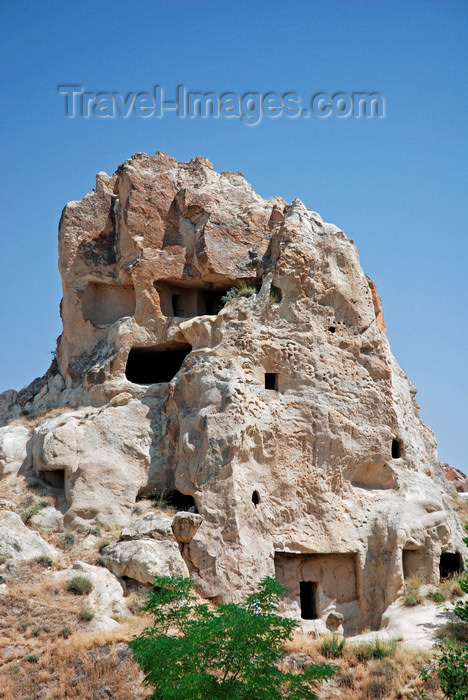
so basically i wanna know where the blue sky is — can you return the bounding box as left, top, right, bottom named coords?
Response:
left=1, top=0, right=467, bottom=471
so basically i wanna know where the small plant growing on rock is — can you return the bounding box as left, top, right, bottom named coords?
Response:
left=221, top=283, right=258, bottom=305
left=130, top=575, right=335, bottom=698
left=20, top=502, right=43, bottom=523
left=404, top=588, right=422, bottom=606
left=60, top=626, right=72, bottom=638
left=79, top=608, right=94, bottom=621
left=59, top=529, right=76, bottom=550
left=36, top=555, right=53, bottom=567
left=68, top=575, right=93, bottom=595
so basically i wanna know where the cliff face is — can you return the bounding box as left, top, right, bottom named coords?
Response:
left=0, top=151, right=465, bottom=633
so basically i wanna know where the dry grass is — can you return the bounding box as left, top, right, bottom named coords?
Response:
left=0, top=559, right=148, bottom=699
left=284, top=633, right=443, bottom=699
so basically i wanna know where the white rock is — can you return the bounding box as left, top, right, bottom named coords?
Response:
left=0, top=511, right=58, bottom=561
left=0, top=424, right=31, bottom=477
left=30, top=506, right=64, bottom=532
left=101, top=539, right=188, bottom=584
left=53, top=560, right=127, bottom=617
left=121, top=512, right=174, bottom=540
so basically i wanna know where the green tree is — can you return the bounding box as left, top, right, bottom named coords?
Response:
left=129, top=575, right=335, bottom=699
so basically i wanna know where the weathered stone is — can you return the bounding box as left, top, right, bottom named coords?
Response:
left=0, top=511, right=58, bottom=561
left=31, top=401, right=152, bottom=527
left=172, top=512, right=203, bottom=543
left=0, top=152, right=465, bottom=634
left=326, top=611, right=344, bottom=632
left=30, top=505, right=64, bottom=532
left=0, top=424, right=31, bottom=477
left=100, top=539, right=188, bottom=584
left=121, top=512, right=173, bottom=540
left=53, top=560, right=127, bottom=617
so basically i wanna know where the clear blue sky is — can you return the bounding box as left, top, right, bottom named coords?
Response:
left=1, top=0, right=467, bottom=471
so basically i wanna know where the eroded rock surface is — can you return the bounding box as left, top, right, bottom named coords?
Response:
left=0, top=511, right=59, bottom=562
left=0, top=151, right=466, bottom=634
left=101, top=539, right=188, bottom=584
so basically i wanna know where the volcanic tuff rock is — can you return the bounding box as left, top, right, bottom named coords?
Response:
left=0, top=151, right=466, bottom=633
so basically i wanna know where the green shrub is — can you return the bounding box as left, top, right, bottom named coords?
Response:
left=68, top=575, right=93, bottom=595
left=20, top=503, right=43, bottom=523
left=36, top=555, right=53, bottom=567
left=129, top=575, right=335, bottom=698
left=404, top=588, right=422, bottom=606
left=60, top=626, right=72, bottom=639
left=59, top=530, right=76, bottom=550
left=269, top=286, right=282, bottom=304
left=428, top=591, right=446, bottom=604
left=25, top=653, right=38, bottom=663
left=319, top=634, right=346, bottom=658
left=221, top=283, right=258, bottom=305
left=79, top=608, right=94, bottom=621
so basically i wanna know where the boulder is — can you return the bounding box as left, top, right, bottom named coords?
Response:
left=121, top=512, right=173, bottom=540
left=101, top=539, right=188, bottom=585
left=53, top=560, right=127, bottom=618
left=172, top=512, right=203, bottom=543
left=0, top=511, right=58, bottom=561
left=0, top=424, right=31, bottom=477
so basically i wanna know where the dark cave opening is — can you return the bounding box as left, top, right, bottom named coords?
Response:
left=391, top=439, right=402, bottom=459
left=440, top=552, right=463, bottom=579
left=125, top=344, right=192, bottom=385
left=300, top=581, right=318, bottom=620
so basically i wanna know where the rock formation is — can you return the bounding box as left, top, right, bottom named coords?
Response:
left=0, top=151, right=466, bottom=634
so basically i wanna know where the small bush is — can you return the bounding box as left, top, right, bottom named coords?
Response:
left=59, top=530, right=76, bottom=550
left=60, top=626, right=72, bottom=639
left=36, top=555, right=53, bottom=567
left=20, top=503, right=43, bottom=523
left=221, top=284, right=258, bottom=305
left=436, top=622, right=468, bottom=645
left=25, top=653, right=38, bottom=663
left=428, top=591, right=446, bottom=604
left=68, top=575, right=93, bottom=595
left=269, top=286, right=282, bottom=304
left=0, top=555, right=6, bottom=565
left=440, top=576, right=463, bottom=600
left=319, top=634, right=346, bottom=658
left=79, top=608, right=94, bottom=621
left=373, top=639, right=398, bottom=659
left=32, top=626, right=42, bottom=637
left=404, top=588, right=422, bottom=606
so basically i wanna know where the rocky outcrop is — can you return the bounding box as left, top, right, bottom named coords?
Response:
left=100, top=539, right=188, bottom=584
left=53, top=561, right=127, bottom=622
left=0, top=511, right=59, bottom=562
left=0, top=151, right=466, bottom=635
